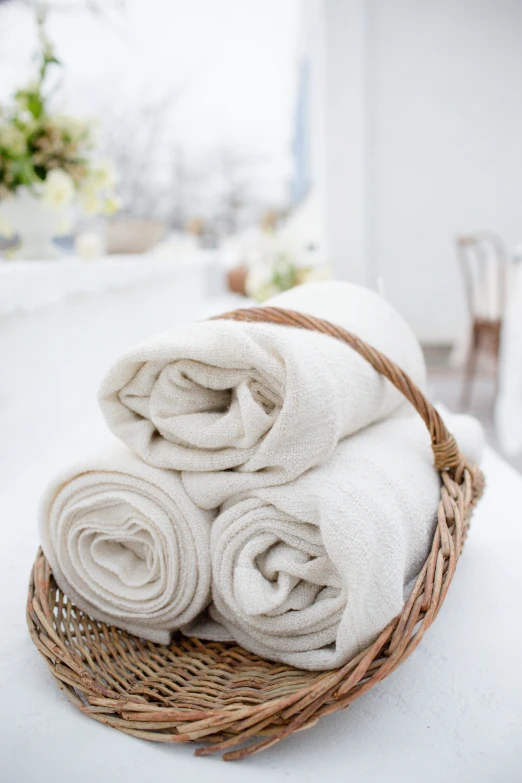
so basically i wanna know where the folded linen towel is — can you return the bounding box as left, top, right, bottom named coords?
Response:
left=208, top=411, right=484, bottom=671
left=99, top=282, right=427, bottom=507
left=38, top=443, right=214, bottom=644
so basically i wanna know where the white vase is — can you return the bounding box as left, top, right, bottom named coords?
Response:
left=0, top=187, right=70, bottom=260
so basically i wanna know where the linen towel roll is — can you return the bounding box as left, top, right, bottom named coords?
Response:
left=99, top=282, right=427, bottom=507
left=208, top=411, right=484, bottom=671
left=38, top=443, right=214, bottom=644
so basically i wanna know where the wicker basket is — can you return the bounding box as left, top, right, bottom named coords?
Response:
left=27, top=306, right=484, bottom=761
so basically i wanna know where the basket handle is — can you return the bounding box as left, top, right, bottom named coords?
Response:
left=212, top=306, right=464, bottom=477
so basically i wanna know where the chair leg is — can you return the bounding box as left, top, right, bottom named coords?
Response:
left=492, top=321, right=502, bottom=409
left=461, top=324, right=479, bottom=411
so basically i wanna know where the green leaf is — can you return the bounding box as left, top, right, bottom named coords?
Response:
left=26, top=93, right=43, bottom=120
left=10, top=157, right=37, bottom=186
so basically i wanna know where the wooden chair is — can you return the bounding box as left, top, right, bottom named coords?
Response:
left=456, top=231, right=507, bottom=409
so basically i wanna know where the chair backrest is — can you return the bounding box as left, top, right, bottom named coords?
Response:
left=456, top=231, right=507, bottom=320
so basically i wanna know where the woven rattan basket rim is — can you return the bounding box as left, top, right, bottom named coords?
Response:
left=27, top=305, right=485, bottom=760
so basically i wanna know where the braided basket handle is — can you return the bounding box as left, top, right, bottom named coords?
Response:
left=212, top=306, right=465, bottom=479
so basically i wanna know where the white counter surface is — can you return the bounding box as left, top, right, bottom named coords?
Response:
left=0, top=253, right=214, bottom=315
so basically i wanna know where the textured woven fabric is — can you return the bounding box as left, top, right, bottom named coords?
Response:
left=99, top=282, right=427, bottom=507
left=207, top=411, right=484, bottom=670
left=38, top=442, right=214, bottom=644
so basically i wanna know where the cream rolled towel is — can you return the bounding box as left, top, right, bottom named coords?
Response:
left=208, top=411, right=484, bottom=671
left=38, top=443, right=214, bottom=644
left=99, top=282, right=427, bottom=507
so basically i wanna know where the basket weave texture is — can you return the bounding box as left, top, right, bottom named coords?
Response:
left=27, top=306, right=484, bottom=760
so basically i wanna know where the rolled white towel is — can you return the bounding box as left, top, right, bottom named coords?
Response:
left=99, top=282, right=427, bottom=507
left=39, top=443, right=214, bottom=644
left=208, top=411, right=484, bottom=671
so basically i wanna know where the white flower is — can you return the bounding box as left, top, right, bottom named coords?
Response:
left=78, top=186, right=102, bottom=215
left=0, top=125, right=26, bottom=156
left=91, top=160, right=117, bottom=190
left=0, top=213, right=14, bottom=239
left=17, top=111, right=37, bottom=131
left=245, top=261, right=279, bottom=302
left=42, top=169, right=76, bottom=211
left=53, top=113, right=91, bottom=143
left=78, top=169, right=119, bottom=216
left=101, top=194, right=121, bottom=216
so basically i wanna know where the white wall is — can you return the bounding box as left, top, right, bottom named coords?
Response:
left=293, top=0, right=522, bottom=343
left=370, top=0, right=522, bottom=343
left=286, top=0, right=369, bottom=280
left=322, top=0, right=368, bottom=284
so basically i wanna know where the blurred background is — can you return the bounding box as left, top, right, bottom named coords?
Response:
left=2, top=0, right=522, bottom=485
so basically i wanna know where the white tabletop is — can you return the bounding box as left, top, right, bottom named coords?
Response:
left=0, top=251, right=215, bottom=316
left=1, top=447, right=520, bottom=782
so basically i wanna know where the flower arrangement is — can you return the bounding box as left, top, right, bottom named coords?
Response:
left=244, top=229, right=332, bottom=302
left=0, top=10, right=119, bottom=243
